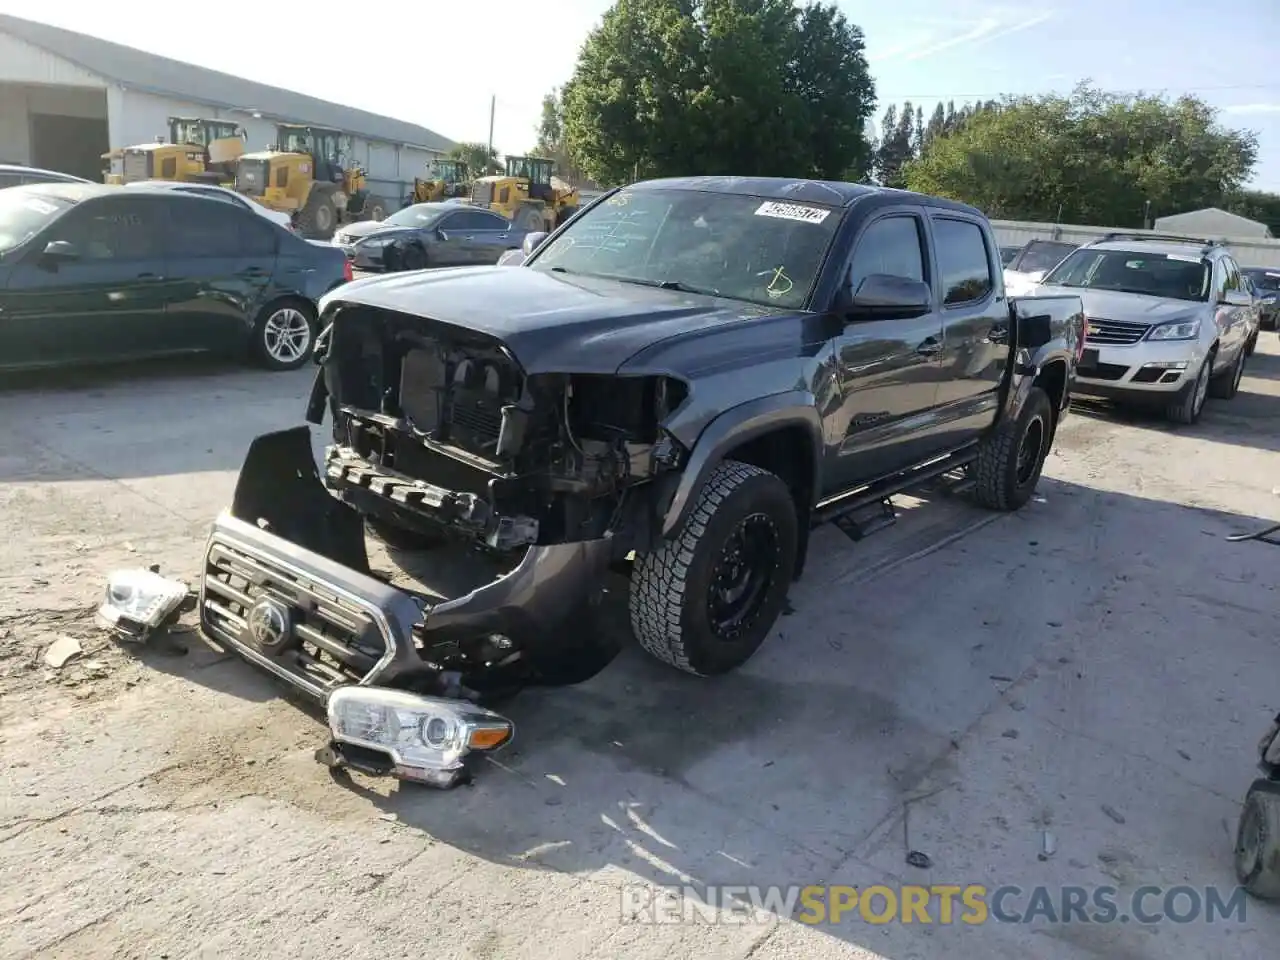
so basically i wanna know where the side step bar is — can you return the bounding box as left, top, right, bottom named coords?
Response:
left=812, top=446, right=978, bottom=527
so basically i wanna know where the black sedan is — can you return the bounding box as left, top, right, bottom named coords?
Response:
left=332, top=202, right=526, bottom=272
left=0, top=183, right=351, bottom=372
left=1243, top=267, right=1280, bottom=330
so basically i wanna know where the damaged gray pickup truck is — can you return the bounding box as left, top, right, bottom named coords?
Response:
left=198, top=176, right=1085, bottom=787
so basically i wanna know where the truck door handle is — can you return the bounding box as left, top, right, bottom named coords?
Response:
left=135, top=272, right=164, bottom=281
left=916, top=338, right=942, bottom=356
left=238, top=267, right=267, bottom=278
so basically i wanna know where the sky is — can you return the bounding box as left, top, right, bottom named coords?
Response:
left=3, top=0, right=1278, bottom=191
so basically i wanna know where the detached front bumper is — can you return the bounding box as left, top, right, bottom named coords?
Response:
left=196, top=427, right=615, bottom=784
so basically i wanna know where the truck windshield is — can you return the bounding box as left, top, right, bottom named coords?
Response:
left=1010, top=240, right=1077, bottom=274
left=0, top=188, right=71, bottom=254
left=528, top=188, right=840, bottom=310
left=1043, top=248, right=1211, bottom=303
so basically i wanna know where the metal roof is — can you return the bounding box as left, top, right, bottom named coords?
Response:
left=0, top=14, right=456, bottom=153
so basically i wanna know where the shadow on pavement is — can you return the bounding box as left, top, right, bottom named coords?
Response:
left=142, top=472, right=1280, bottom=951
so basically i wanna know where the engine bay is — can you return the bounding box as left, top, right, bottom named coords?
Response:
left=319, top=306, right=688, bottom=547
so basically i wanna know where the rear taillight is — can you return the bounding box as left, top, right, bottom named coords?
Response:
left=343, top=260, right=353, bottom=283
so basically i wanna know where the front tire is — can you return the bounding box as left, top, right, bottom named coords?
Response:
left=629, top=460, right=798, bottom=677
left=1167, top=352, right=1212, bottom=424
left=972, top=386, right=1053, bottom=511
left=1235, top=782, right=1280, bottom=900
left=1209, top=344, right=1246, bottom=400
left=297, top=186, right=339, bottom=240
left=401, top=243, right=428, bottom=271
left=251, top=302, right=316, bottom=371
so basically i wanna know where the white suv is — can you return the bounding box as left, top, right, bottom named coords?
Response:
left=1034, top=233, right=1254, bottom=425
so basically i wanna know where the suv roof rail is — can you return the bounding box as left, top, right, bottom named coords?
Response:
left=1094, top=231, right=1228, bottom=252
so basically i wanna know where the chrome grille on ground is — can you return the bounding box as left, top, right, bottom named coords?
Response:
left=1085, top=317, right=1151, bottom=345
left=202, top=540, right=387, bottom=690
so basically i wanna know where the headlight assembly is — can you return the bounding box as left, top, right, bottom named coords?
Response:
left=323, top=685, right=514, bottom=788
left=96, top=567, right=193, bottom=642
left=1146, top=319, right=1201, bottom=341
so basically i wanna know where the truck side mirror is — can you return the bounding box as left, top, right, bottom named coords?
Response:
left=522, top=231, right=548, bottom=255
left=42, top=240, right=81, bottom=261
left=840, top=273, right=932, bottom=320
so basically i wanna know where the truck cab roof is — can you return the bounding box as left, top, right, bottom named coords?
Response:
left=627, top=176, right=985, bottom=217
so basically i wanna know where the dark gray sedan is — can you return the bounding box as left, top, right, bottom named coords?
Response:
left=332, top=202, right=525, bottom=272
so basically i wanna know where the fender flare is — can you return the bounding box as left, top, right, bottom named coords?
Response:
left=1005, top=347, right=1074, bottom=423
left=658, top=391, right=824, bottom=540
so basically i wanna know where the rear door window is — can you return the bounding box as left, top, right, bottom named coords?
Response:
left=933, top=218, right=994, bottom=304
left=166, top=197, right=243, bottom=258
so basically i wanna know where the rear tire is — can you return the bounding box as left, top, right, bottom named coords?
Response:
left=1166, top=353, right=1212, bottom=425
left=1235, top=783, right=1280, bottom=900
left=629, top=460, right=797, bottom=677
left=297, top=186, right=339, bottom=240
left=250, top=301, right=316, bottom=371
left=971, top=386, right=1052, bottom=511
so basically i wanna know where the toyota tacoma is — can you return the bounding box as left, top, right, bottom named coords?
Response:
left=197, top=176, right=1085, bottom=787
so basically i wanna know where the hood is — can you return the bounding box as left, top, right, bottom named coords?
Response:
left=1034, top=285, right=1206, bottom=322
left=336, top=219, right=416, bottom=241
left=324, top=265, right=789, bottom=374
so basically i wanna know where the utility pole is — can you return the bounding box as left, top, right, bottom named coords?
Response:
left=487, top=95, right=495, bottom=172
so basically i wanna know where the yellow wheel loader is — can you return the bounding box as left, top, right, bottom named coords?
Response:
left=469, top=156, right=580, bottom=232
left=405, top=159, right=471, bottom=205
left=234, top=124, right=388, bottom=240
left=101, top=117, right=245, bottom=185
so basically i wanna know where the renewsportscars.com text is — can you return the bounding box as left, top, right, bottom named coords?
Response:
left=621, top=884, right=1250, bottom=926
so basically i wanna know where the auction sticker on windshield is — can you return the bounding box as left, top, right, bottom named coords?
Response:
left=755, top=201, right=830, bottom=224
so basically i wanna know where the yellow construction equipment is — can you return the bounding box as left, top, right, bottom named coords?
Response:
left=102, top=117, right=245, bottom=185
left=469, top=156, right=580, bottom=232
left=234, top=124, right=388, bottom=240
left=405, top=159, right=471, bottom=205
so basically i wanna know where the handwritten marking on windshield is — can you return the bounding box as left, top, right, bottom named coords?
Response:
left=758, top=266, right=794, bottom=299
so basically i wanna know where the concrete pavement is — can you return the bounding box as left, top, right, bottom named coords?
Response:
left=2, top=342, right=1280, bottom=959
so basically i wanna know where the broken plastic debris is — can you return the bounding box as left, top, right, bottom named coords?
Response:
left=1039, top=831, right=1057, bottom=861
left=905, top=850, right=932, bottom=869
left=44, top=636, right=83, bottom=669
left=1101, top=804, right=1126, bottom=825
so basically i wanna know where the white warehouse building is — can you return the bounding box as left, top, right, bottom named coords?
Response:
left=0, top=14, right=455, bottom=203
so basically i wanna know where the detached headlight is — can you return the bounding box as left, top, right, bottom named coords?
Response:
left=325, top=686, right=514, bottom=788
left=96, top=567, right=192, bottom=641
left=1147, top=319, right=1201, bottom=341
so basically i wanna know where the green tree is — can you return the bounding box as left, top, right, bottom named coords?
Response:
left=561, top=0, right=877, bottom=186
left=874, top=102, right=916, bottom=188
left=904, top=83, right=1259, bottom=226
left=531, top=85, right=585, bottom=182
left=449, top=141, right=501, bottom=176
left=1225, top=189, right=1280, bottom=236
